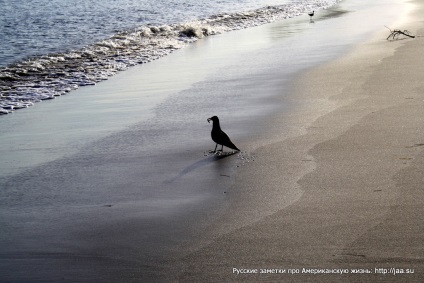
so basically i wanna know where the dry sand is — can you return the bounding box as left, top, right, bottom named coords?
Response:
left=170, top=1, right=424, bottom=282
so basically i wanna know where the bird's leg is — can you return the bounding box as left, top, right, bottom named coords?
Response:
left=209, top=144, right=218, bottom=154
left=219, top=144, right=224, bottom=152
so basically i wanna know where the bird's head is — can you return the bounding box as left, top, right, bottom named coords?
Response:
left=207, top=116, right=219, bottom=123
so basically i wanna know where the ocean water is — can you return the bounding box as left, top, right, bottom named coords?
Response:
left=0, top=0, right=338, bottom=114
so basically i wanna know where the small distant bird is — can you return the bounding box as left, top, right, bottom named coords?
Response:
left=308, top=10, right=314, bottom=20
left=207, top=116, right=240, bottom=152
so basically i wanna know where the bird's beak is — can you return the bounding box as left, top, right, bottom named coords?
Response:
left=207, top=118, right=211, bottom=123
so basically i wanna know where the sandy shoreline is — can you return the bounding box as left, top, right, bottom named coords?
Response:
left=171, top=0, right=424, bottom=282
left=1, top=0, right=422, bottom=282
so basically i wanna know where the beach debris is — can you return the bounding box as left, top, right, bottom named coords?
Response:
left=342, top=253, right=366, bottom=258
left=405, top=143, right=424, bottom=148
left=236, top=151, right=255, bottom=166
left=399, top=157, right=413, bottom=160
left=385, top=26, right=415, bottom=40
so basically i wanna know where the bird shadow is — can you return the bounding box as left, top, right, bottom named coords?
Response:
left=165, top=151, right=237, bottom=184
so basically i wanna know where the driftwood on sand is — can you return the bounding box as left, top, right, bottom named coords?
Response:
left=385, top=26, right=415, bottom=40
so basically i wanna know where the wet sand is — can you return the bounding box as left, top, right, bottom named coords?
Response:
left=0, top=0, right=421, bottom=282
left=171, top=0, right=424, bottom=282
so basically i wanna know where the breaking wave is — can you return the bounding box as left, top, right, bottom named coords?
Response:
left=0, top=0, right=339, bottom=115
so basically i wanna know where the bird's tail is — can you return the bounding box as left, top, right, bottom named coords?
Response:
left=229, top=143, right=240, bottom=151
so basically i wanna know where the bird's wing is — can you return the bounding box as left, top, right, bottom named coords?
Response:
left=219, top=130, right=239, bottom=150
left=218, top=130, right=231, bottom=144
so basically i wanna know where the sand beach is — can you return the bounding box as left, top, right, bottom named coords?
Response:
left=169, top=0, right=424, bottom=282
left=0, top=0, right=423, bottom=282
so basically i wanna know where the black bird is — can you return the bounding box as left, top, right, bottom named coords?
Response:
left=308, top=10, right=314, bottom=20
left=207, top=116, right=240, bottom=152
